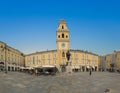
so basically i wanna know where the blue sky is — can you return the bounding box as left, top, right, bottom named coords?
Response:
left=0, top=0, right=120, bottom=55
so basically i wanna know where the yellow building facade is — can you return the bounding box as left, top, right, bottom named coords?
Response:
left=104, top=50, right=120, bottom=71
left=0, top=41, right=25, bottom=71
left=114, top=51, right=120, bottom=70
left=25, top=20, right=99, bottom=71
left=105, top=54, right=112, bottom=70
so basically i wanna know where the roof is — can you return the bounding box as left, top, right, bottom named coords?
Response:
left=0, top=41, right=24, bottom=56
left=25, top=50, right=57, bottom=56
left=59, top=19, right=66, bottom=24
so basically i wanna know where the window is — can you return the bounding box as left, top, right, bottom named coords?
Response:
left=48, top=54, right=50, bottom=59
left=36, top=56, right=38, bottom=64
left=66, top=35, right=68, bottom=38
left=87, top=60, right=89, bottom=64
left=76, top=60, right=78, bottom=64
left=33, top=56, right=35, bottom=65
left=82, top=54, right=84, bottom=59
left=62, top=33, right=64, bottom=38
left=42, top=59, right=45, bottom=65
left=92, top=56, right=95, bottom=65
left=62, top=59, right=65, bottom=64
left=58, top=35, right=60, bottom=38
left=54, top=60, right=56, bottom=65
left=0, top=45, right=3, bottom=48
left=42, top=55, right=45, bottom=58
left=48, top=60, right=50, bottom=65
left=82, top=59, right=84, bottom=64
left=8, top=57, right=10, bottom=62
left=87, top=55, right=88, bottom=59
left=30, top=57, right=31, bottom=64
left=62, top=25, right=64, bottom=29
left=75, top=53, right=78, bottom=58
left=54, top=54, right=56, bottom=58
left=1, top=55, right=3, bottom=60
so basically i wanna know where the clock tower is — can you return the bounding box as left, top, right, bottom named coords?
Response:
left=56, top=20, right=70, bottom=65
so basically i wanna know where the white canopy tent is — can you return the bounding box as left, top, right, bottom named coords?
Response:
left=74, top=65, right=80, bottom=69
left=86, top=66, right=90, bottom=68
left=42, top=65, right=55, bottom=68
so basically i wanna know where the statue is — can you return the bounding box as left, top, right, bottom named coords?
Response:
left=66, top=50, right=71, bottom=61
left=66, top=50, right=72, bottom=73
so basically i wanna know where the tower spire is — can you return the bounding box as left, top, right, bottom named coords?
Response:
left=57, top=20, right=69, bottom=32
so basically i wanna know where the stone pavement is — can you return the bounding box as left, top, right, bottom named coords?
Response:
left=0, top=71, right=120, bottom=93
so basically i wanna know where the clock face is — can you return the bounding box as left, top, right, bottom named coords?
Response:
left=61, top=43, right=65, bottom=48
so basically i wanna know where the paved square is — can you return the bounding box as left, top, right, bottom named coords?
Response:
left=0, top=71, right=120, bottom=93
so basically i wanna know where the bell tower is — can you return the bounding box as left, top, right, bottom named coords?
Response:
left=56, top=20, right=70, bottom=65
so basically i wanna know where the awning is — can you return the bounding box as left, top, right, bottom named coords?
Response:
left=33, top=65, right=42, bottom=68
left=33, top=65, right=40, bottom=68
left=42, top=65, right=55, bottom=68
left=20, top=67, right=25, bottom=69
left=72, top=65, right=75, bottom=69
left=26, top=67, right=34, bottom=70
left=92, top=66, right=95, bottom=69
left=74, top=65, right=80, bottom=69
left=72, top=65, right=80, bottom=69
left=87, top=66, right=90, bottom=68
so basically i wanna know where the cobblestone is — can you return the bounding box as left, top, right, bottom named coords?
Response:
left=0, top=71, right=120, bottom=93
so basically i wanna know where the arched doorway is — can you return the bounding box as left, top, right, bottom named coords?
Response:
left=82, top=66, right=85, bottom=72
left=8, top=66, right=11, bottom=71
left=0, top=62, right=4, bottom=71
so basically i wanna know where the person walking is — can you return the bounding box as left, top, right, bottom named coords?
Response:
left=89, top=69, right=92, bottom=76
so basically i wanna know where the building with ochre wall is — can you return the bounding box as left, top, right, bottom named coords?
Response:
left=25, top=20, right=99, bottom=71
left=100, top=50, right=120, bottom=71
left=0, top=41, right=25, bottom=71
left=115, top=51, right=120, bottom=69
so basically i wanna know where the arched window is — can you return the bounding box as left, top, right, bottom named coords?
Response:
left=66, top=35, right=68, bottom=38
left=0, top=45, right=3, bottom=48
left=58, top=35, right=60, bottom=38
left=33, top=56, right=35, bottom=65
left=62, top=33, right=64, bottom=38
left=62, top=25, right=64, bottom=29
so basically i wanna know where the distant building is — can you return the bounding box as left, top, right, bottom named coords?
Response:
left=114, top=51, right=120, bottom=70
left=0, top=41, right=25, bottom=71
left=103, top=50, right=120, bottom=71
left=99, top=56, right=106, bottom=71
left=0, top=20, right=100, bottom=72
left=25, top=20, right=99, bottom=72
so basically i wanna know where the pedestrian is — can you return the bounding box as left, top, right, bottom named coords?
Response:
left=35, top=69, right=38, bottom=76
left=89, top=69, right=92, bottom=76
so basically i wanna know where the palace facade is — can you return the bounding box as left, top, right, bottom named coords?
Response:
left=0, top=20, right=100, bottom=72
left=25, top=20, right=99, bottom=71
left=100, top=50, right=120, bottom=71
left=0, top=41, right=25, bottom=71
left=1, top=20, right=120, bottom=72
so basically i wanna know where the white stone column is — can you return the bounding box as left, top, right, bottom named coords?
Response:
left=66, top=61, right=72, bottom=73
